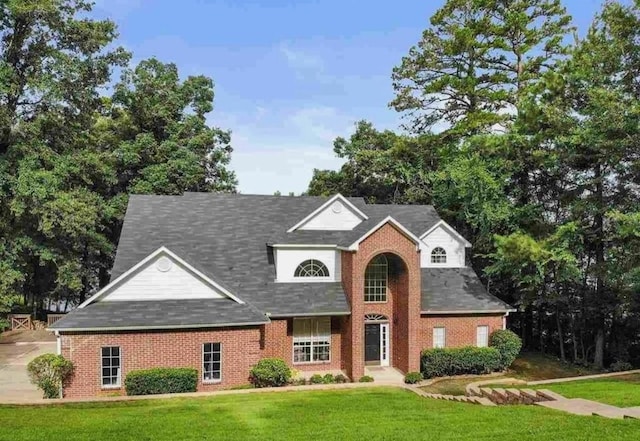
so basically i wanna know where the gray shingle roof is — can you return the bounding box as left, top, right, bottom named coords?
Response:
left=421, top=267, right=513, bottom=313
left=109, top=193, right=441, bottom=317
left=50, top=299, right=269, bottom=331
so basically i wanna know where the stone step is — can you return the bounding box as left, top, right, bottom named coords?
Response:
left=537, top=398, right=621, bottom=417
left=520, top=389, right=543, bottom=402
left=536, top=389, right=565, bottom=401
left=466, top=385, right=481, bottom=397
left=474, top=396, right=497, bottom=406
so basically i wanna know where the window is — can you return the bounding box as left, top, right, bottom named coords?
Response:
left=477, top=326, right=489, bottom=347
left=433, top=327, right=446, bottom=348
left=294, top=259, right=330, bottom=278
left=101, top=346, right=121, bottom=387
left=293, top=317, right=331, bottom=363
left=203, top=343, right=222, bottom=382
left=364, top=255, right=388, bottom=302
left=431, top=247, right=447, bottom=264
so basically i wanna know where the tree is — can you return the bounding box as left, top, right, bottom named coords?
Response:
left=391, top=0, right=572, bottom=136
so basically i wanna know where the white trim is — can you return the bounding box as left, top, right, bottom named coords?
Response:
left=292, top=317, right=332, bottom=365
left=269, top=311, right=350, bottom=318
left=55, top=331, right=61, bottom=355
left=380, top=323, right=390, bottom=366
left=202, top=342, right=223, bottom=384
left=347, top=216, right=422, bottom=251
left=100, top=345, right=122, bottom=389
left=422, top=309, right=516, bottom=315
left=272, top=244, right=339, bottom=249
left=52, top=320, right=270, bottom=333
left=286, top=194, right=368, bottom=233
left=78, top=246, right=245, bottom=308
left=503, top=311, right=511, bottom=330
left=419, top=220, right=472, bottom=247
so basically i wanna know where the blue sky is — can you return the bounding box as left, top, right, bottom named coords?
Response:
left=92, top=0, right=617, bottom=195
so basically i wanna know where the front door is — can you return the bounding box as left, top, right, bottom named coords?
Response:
left=365, top=324, right=381, bottom=364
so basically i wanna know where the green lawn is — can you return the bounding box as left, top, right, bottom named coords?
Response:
left=540, top=374, right=640, bottom=407
left=0, top=388, right=638, bottom=441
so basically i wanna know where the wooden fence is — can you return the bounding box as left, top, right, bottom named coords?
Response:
left=47, top=314, right=66, bottom=327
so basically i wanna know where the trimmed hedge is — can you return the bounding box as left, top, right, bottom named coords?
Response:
left=489, top=329, right=522, bottom=369
left=27, top=354, right=74, bottom=399
left=249, top=358, right=291, bottom=388
left=124, top=368, right=198, bottom=396
left=421, top=347, right=502, bottom=378
left=404, top=372, right=423, bottom=384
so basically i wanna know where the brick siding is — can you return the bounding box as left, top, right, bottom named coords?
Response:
left=419, top=314, right=504, bottom=349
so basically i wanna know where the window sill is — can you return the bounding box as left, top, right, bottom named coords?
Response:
left=203, top=380, right=222, bottom=385
left=101, top=385, right=122, bottom=390
left=364, top=301, right=388, bottom=304
left=293, top=360, right=332, bottom=365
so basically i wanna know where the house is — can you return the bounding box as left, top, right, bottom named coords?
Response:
left=50, top=193, right=514, bottom=398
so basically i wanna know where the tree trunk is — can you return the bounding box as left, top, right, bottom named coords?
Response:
left=594, top=327, right=605, bottom=369
left=593, top=163, right=606, bottom=369
left=556, top=306, right=565, bottom=361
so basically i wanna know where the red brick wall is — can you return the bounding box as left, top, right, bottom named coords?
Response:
left=263, top=318, right=342, bottom=371
left=419, top=314, right=504, bottom=349
left=61, top=327, right=261, bottom=398
left=341, top=222, right=422, bottom=378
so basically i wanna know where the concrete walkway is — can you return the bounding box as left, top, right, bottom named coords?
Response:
left=364, top=366, right=405, bottom=384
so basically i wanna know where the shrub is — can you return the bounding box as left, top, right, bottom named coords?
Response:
left=610, top=360, right=633, bottom=372
left=404, top=372, right=423, bottom=384
left=334, top=373, right=349, bottom=383
left=489, top=329, right=522, bottom=369
left=124, top=368, right=198, bottom=396
left=289, top=378, right=307, bottom=386
left=358, top=375, right=374, bottom=383
left=322, top=373, right=335, bottom=384
left=421, top=347, right=502, bottom=378
left=309, top=374, right=324, bottom=384
left=27, top=354, right=74, bottom=399
left=249, top=358, right=291, bottom=388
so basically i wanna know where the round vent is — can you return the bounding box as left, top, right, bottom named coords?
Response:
left=155, top=256, right=173, bottom=272
left=331, top=201, right=343, bottom=213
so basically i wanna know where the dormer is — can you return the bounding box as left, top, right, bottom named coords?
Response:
left=287, top=194, right=367, bottom=232
left=419, top=220, right=471, bottom=268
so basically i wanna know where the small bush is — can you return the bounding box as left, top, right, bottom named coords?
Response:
left=309, top=374, right=324, bottom=384
left=27, top=354, right=74, bottom=399
left=421, top=347, right=502, bottom=378
left=610, top=360, right=633, bottom=372
left=322, top=373, right=335, bottom=384
left=489, top=329, right=522, bottom=369
left=124, top=368, right=198, bottom=396
left=249, top=358, right=291, bottom=388
left=289, top=377, right=307, bottom=386
left=334, top=374, right=349, bottom=383
left=404, top=372, right=423, bottom=384
left=358, top=375, right=374, bottom=383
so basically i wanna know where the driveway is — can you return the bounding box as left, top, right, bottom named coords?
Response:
left=0, top=341, right=57, bottom=402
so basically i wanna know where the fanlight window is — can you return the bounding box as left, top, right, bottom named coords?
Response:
left=364, top=314, right=388, bottom=322
left=294, top=259, right=330, bottom=278
left=364, top=254, right=388, bottom=302
left=431, top=247, right=447, bottom=264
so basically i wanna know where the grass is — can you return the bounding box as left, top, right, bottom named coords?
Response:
left=0, top=388, right=639, bottom=440
left=421, top=351, right=597, bottom=396
left=536, top=374, right=640, bottom=408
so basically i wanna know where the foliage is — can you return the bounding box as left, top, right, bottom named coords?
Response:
left=489, top=330, right=523, bottom=369
left=248, top=358, right=291, bottom=388
left=26, top=354, right=74, bottom=399
left=334, top=373, right=349, bottom=383
left=309, top=374, right=324, bottom=385
left=0, top=1, right=236, bottom=316
left=609, top=361, right=633, bottom=373
left=358, top=375, right=374, bottom=383
left=404, top=372, right=423, bottom=384
left=421, top=347, right=502, bottom=378
left=124, top=368, right=198, bottom=396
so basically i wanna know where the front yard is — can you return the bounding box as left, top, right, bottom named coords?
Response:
left=0, top=388, right=638, bottom=441
left=537, top=374, right=640, bottom=407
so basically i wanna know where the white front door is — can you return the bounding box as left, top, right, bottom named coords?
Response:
left=380, top=323, right=390, bottom=366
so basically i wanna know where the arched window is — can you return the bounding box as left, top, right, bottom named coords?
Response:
left=294, top=259, right=330, bottom=277
left=431, top=247, right=447, bottom=264
left=364, top=255, right=388, bottom=302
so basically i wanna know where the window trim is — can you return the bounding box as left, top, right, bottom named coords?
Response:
left=100, top=346, right=122, bottom=389
left=293, top=259, right=330, bottom=278
left=430, top=247, right=447, bottom=264
left=292, top=317, right=332, bottom=365
left=433, top=327, right=446, bottom=349
left=364, top=254, right=388, bottom=303
left=476, top=325, right=489, bottom=348
left=202, top=342, right=223, bottom=384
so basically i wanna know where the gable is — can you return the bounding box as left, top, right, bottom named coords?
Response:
left=420, top=223, right=467, bottom=268
left=80, top=247, right=244, bottom=307
left=288, top=194, right=367, bottom=232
